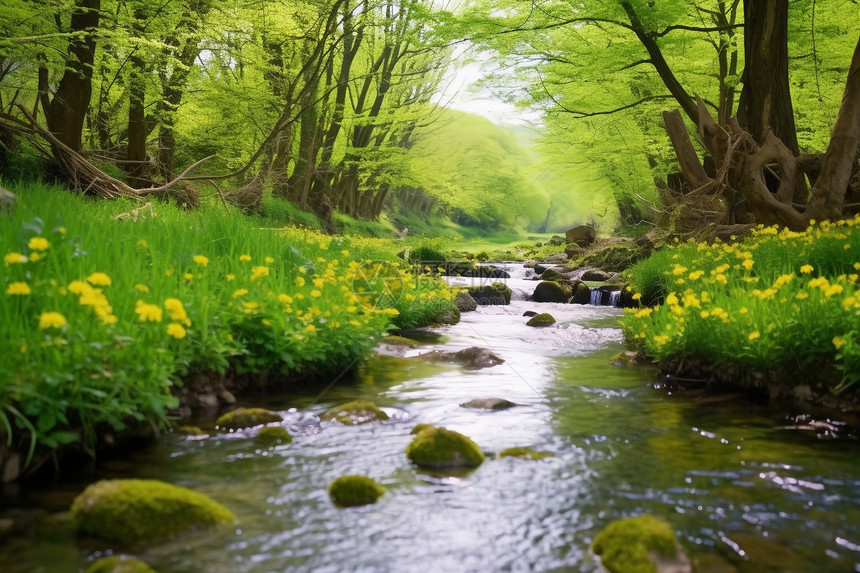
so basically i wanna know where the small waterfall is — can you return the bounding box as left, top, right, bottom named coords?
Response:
left=588, top=287, right=623, bottom=307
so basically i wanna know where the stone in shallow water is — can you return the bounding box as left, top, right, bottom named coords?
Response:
left=459, top=397, right=517, bottom=410
left=328, top=475, right=386, bottom=507
left=216, top=407, right=283, bottom=430
left=420, top=346, right=505, bottom=369
left=85, top=556, right=156, bottom=573
left=406, top=426, right=484, bottom=469
left=592, top=515, right=690, bottom=573
left=532, top=281, right=571, bottom=303
left=498, top=447, right=553, bottom=460
left=71, top=479, right=235, bottom=545
left=526, top=313, right=556, bottom=327
left=255, top=425, right=292, bottom=446
left=319, top=400, right=389, bottom=425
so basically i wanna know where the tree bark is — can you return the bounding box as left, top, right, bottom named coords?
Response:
left=45, top=0, right=101, bottom=153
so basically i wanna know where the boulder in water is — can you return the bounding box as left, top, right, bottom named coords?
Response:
left=406, top=426, right=484, bottom=469
left=499, top=447, right=553, bottom=460
left=467, top=282, right=512, bottom=305
left=71, top=479, right=235, bottom=544
left=320, top=400, right=389, bottom=425
left=255, top=425, right=292, bottom=446
left=533, top=281, right=571, bottom=303
left=381, top=335, right=420, bottom=348
left=421, top=346, right=504, bottom=369
left=579, top=268, right=613, bottom=282
left=173, top=425, right=206, bottom=437
left=328, top=475, right=386, bottom=507
left=592, top=515, right=691, bottom=573
left=570, top=281, right=592, bottom=304
left=540, top=268, right=570, bottom=282
left=526, top=313, right=556, bottom=327
left=565, top=225, right=596, bottom=247
left=455, top=290, right=478, bottom=312
left=459, top=397, right=517, bottom=410
left=85, top=556, right=156, bottom=573
left=522, top=311, right=538, bottom=317
left=216, top=407, right=283, bottom=430
left=533, top=263, right=549, bottom=275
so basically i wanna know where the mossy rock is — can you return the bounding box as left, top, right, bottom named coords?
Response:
left=328, top=475, right=386, bottom=507
left=572, top=239, right=647, bottom=273
left=540, top=268, right=568, bottom=282
left=466, top=282, right=512, bottom=305
left=405, top=426, right=484, bottom=469
left=382, top=335, right=420, bottom=348
left=526, top=313, right=556, bottom=327
left=255, top=425, right=292, bottom=446
left=410, top=423, right=435, bottom=435
left=71, top=479, right=235, bottom=545
left=216, top=407, right=282, bottom=430
left=173, top=425, right=206, bottom=436
left=499, top=447, right=553, bottom=460
left=592, top=515, right=686, bottom=573
left=85, top=556, right=156, bottom=573
left=533, top=281, right=571, bottom=303
left=570, top=281, right=592, bottom=304
left=320, top=400, right=389, bottom=425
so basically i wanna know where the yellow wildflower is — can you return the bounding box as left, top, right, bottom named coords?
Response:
left=167, top=323, right=187, bottom=339
left=304, top=324, right=317, bottom=333
left=135, top=301, right=163, bottom=322
left=193, top=255, right=209, bottom=267
left=632, top=293, right=642, bottom=301
left=295, top=276, right=306, bottom=287
left=825, top=284, right=843, bottom=297
left=6, top=282, right=31, bottom=295
left=39, top=311, right=67, bottom=329
left=28, top=237, right=49, bottom=251
left=311, top=289, right=322, bottom=298
left=653, top=335, right=670, bottom=345
left=800, top=264, right=814, bottom=274
left=239, top=254, right=252, bottom=262
left=832, top=336, right=846, bottom=350
left=226, top=274, right=235, bottom=281
left=748, top=331, right=760, bottom=341
left=741, top=259, right=754, bottom=270
left=265, top=256, right=275, bottom=264
left=137, top=239, right=148, bottom=248
left=796, top=292, right=809, bottom=300
left=4, top=252, right=27, bottom=265
left=135, top=283, right=149, bottom=293
left=164, top=298, right=191, bottom=326
left=251, top=266, right=269, bottom=280
left=233, top=288, right=248, bottom=298
left=688, top=270, right=704, bottom=280
left=86, top=272, right=111, bottom=286
left=29, top=252, right=42, bottom=262
left=341, top=250, right=350, bottom=257
left=666, top=293, right=679, bottom=306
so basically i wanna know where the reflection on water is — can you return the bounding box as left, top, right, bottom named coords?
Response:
left=2, top=289, right=860, bottom=572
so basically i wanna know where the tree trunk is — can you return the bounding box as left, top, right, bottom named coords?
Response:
left=45, top=0, right=101, bottom=153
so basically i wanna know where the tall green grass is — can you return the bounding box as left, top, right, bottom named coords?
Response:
left=0, top=183, right=456, bottom=466
left=622, top=218, right=860, bottom=391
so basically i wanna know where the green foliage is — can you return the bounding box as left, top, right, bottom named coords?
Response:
left=622, top=218, right=860, bottom=389
left=0, top=183, right=457, bottom=466
left=592, top=515, right=680, bottom=573
left=328, top=475, right=386, bottom=507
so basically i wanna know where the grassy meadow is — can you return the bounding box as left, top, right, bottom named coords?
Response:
left=0, top=183, right=457, bottom=466
left=621, top=218, right=860, bottom=392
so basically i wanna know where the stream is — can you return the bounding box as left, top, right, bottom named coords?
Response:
left=2, top=263, right=860, bottom=572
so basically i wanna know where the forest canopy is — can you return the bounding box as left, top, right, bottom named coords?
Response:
left=1, top=0, right=859, bottom=234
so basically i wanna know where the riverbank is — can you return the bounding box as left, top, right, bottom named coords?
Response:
left=0, top=183, right=458, bottom=481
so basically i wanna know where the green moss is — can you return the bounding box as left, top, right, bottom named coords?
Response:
left=255, top=426, right=292, bottom=446
left=405, top=426, right=484, bottom=469
left=526, top=313, right=556, bottom=327
left=173, top=425, right=206, bottom=436
left=591, top=515, right=681, bottom=573
left=85, top=556, right=156, bottom=573
left=569, top=240, right=647, bottom=273
left=410, top=423, right=435, bottom=435
left=466, top=282, right=512, bottom=305
left=328, top=475, right=386, bottom=507
left=532, top=281, right=571, bottom=303
left=71, top=479, right=235, bottom=545
left=539, top=268, right=568, bottom=282
left=382, top=335, right=420, bottom=348
left=499, top=447, right=553, bottom=460
left=320, top=400, right=389, bottom=425
left=216, top=407, right=283, bottom=430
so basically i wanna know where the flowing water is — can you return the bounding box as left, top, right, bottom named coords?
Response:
left=2, top=264, right=860, bottom=572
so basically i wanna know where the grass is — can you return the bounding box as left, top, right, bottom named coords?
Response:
left=621, top=218, right=860, bottom=392
left=0, top=182, right=457, bottom=467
